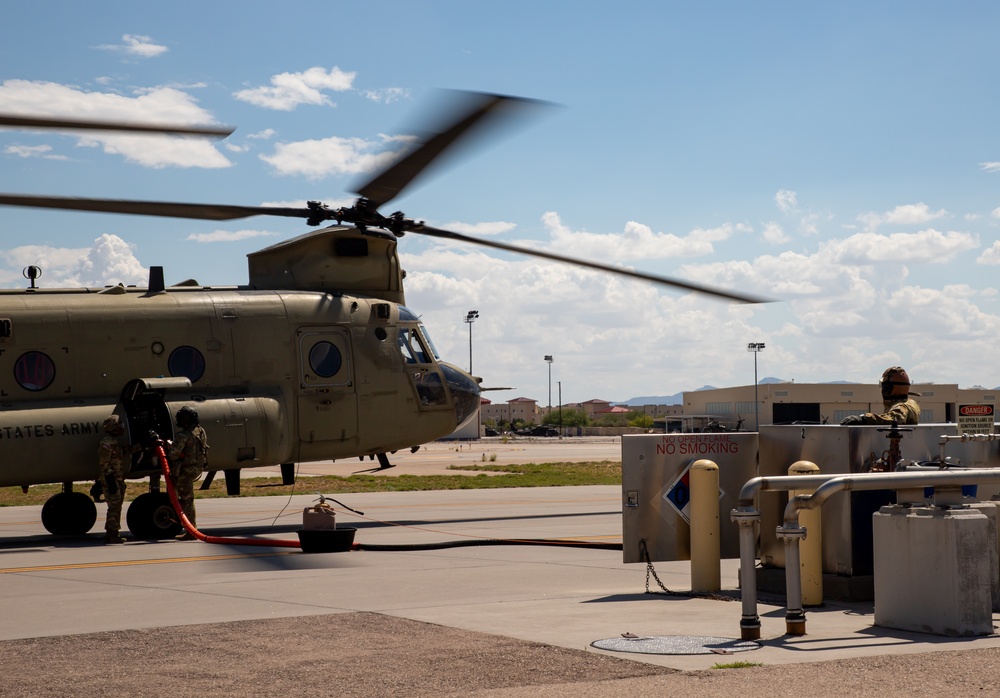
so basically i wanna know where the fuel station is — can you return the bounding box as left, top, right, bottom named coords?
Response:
left=623, top=423, right=1000, bottom=638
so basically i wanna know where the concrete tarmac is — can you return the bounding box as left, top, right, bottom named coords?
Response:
left=2, top=438, right=1000, bottom=695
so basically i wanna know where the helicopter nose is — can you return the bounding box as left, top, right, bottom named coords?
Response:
left=441, top=363, right=481, bottom=428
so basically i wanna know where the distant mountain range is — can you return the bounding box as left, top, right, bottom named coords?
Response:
left=616, top=377, right=830, bottom=406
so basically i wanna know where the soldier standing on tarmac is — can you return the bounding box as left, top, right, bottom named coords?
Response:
left=840, top=366, right=921, bottom=425
left=168, top=406, right=209, bottom=541
left=97, top=415, right=130, bottom=544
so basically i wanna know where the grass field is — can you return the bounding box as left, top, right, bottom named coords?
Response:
left=0, top=461, right=622, bottom=507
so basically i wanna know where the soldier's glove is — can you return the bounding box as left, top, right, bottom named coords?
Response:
left=840, top=415, right=865, bottom=425
left=104, top=474, right=119, bottom=496
left=90, top=480, right=105, bottom=503
left=142, top=430, right=161, bottom=448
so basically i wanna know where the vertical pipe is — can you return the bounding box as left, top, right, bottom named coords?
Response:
left=690, top=459, right=720, bottom=592
left=780, top=526, right=807, bottom=635
left=731, top=508, right=761, bottom=640
left=789, top=460, right=823, bottom=606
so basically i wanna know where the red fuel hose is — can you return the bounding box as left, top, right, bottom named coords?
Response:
left=154, top=442, right=301, bottom=549
left=153, top=442, right=617, bottom=554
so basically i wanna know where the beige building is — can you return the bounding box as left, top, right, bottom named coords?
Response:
left=683, top=381, right=999, bottom=430
left=475, top=379, right=998, bottom=435
left=480, top=397, right=541, bottom=427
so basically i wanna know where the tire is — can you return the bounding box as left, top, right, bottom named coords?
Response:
left=40, top=491, right=97, bottom=536
left=126, top=492, right=182, bottom=540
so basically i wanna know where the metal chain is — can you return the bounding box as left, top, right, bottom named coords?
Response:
left=639, top=539, right=737, bottom=602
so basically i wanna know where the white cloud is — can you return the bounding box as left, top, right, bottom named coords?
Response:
left=825, top=229, right=977, bottom=264
left=762, top=221, right=790, bottom=244
left=4, top=144, right=68, bottom=160
left=981, top=162, right=1000, bottom=173
left=234, top=67, right=356, bottom=110
left=186, top=229, right=278, bottom=243
left=260, top=133, right=411, bottom=179
left=857, top=202, right=948, bottom=232
left=536, top=212, right=747, bottom=262
left=775, top=189, right=797, bottom=214
left=0, top=80, right=230, bottom=169
left=0, top=235, right=146, bottom=288
left=437, top=221, right=517, bottom=236
left=94, top=34, right=168, bottom=59
left=977, top=241, right=1000, bottom=265
left=362, top=87, right=410, bottom=104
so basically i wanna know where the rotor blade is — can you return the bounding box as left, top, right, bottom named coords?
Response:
left=0, top=114, right=234, bottom=138
left=354, top=92, right=547, bottom=209
left=0, top=194, right=311, bottom=221
left=410, top=224, right=773, bottom=304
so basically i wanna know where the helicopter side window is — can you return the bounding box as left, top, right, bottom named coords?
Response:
left=309, top=341, right=342, bottom=378
left=168, top=346, right=206, bottom=383
left=14, top=351, right=55, bottom=391
left=397, top=328, right=431, bottom=364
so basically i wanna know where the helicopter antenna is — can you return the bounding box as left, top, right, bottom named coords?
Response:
left=22, top=265, right=41, bottom=289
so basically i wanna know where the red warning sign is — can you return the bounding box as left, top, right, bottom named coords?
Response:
left=957, top=404, right=995, bottom=434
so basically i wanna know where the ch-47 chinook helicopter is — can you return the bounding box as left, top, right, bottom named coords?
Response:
left=0, top=92, right=768, bottom=540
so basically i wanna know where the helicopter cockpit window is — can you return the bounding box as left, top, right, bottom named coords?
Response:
left=167, top=346, right=206, bottom=383
left=418, top=326, right=441, bottom=361
left=14, top=351, right=55, bottom=391
left=397, top=327, right=432, bottom=364
left=309, top=341, right=343, bottom=378
left=398, top=306, right=420, bottom=322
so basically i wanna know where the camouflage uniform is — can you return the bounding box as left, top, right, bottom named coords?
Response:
left=856, top=397, right=921, bottom=425
left=841, top=366, right=920, bottom=426
left=98, top=417, right=129, bottom=543
left=168, top=425, right=208, bottom=530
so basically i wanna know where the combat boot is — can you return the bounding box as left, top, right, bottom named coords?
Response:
left=175, top=531, right=196, bottom=541
left=104, top=533, right=126, bottom=544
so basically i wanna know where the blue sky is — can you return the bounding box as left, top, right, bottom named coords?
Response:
left=2, top=2, right=1000, bottom=404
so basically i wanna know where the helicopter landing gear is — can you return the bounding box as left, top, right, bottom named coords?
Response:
left=126, top=491, right=181, bottom=540
left=40, top=485, right=97, bottom=536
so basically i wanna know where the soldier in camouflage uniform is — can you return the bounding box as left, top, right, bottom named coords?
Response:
left=168, top=406, right=208, bottom=541
left=98, top=415, right=129, bottom=544
left=841, top=366, right=921, bottom=425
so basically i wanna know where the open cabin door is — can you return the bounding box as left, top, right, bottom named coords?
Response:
left=117, top=377, right=192, bottom=476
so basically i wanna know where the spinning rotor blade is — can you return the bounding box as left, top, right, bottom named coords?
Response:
left=410, top=223, right=772, bottom=304
left=0, top=114, right=234, bottom=138
left=0, top=194, right=311, bottom=221
left=354, top=92, right=546, bottom=209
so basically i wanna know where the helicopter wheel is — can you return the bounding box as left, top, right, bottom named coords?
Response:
left=126, top=492, right=182, bottom=540
left=40, top=491, right=97, bottom=536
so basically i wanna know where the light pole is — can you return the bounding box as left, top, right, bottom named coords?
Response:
left=558, top=381, right=562, bottom=433
left=465, top=310, right=479, bottom=373
left=544, top=355, right=553, bottom=412
left=747, top=342, right=765, bottom=430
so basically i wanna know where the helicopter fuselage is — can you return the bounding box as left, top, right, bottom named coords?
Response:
left=0, top=226, right=480, bottom=493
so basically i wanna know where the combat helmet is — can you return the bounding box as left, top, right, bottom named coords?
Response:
left=175, top=406, right=199, bottom=428
left=880, top=366, right=917, bottom=399
left=103, top=414, right=124, bottom=435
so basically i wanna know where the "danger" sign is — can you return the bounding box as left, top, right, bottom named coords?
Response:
left=957, top=404, right=995, bottom=435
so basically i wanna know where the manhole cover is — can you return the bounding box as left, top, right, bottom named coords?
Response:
left=591, top=635, right=760, bottom=655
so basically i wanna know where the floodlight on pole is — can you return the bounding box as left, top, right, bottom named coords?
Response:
left=747, top=342, right=765, bottom=430
left=544, top=355, right=554, bottom=411
left=465, top=310, right=479, bottom=373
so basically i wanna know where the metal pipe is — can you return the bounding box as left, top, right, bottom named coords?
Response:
left=939, top=433, right=1000, bottom=466
left=777, top=468, right=1000, bottom=636
left=731, top=507, right=761, bottom=640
